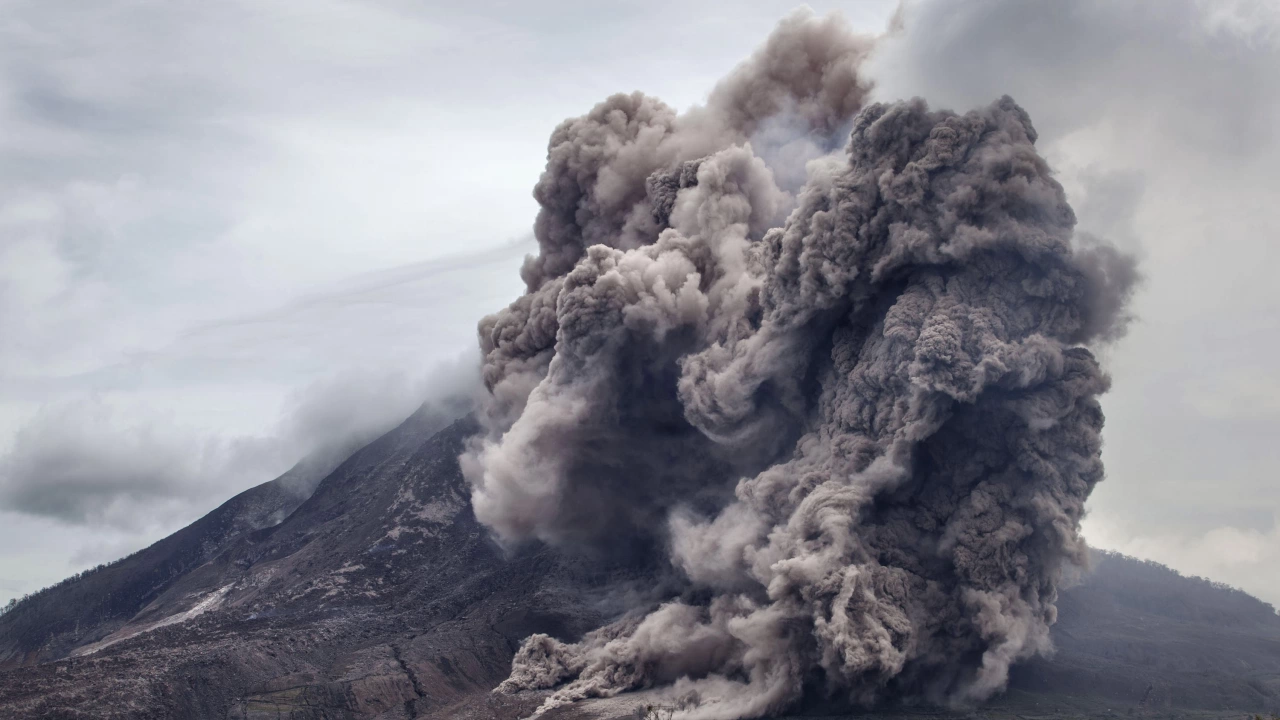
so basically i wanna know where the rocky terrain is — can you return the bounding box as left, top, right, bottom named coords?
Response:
left=0, top=407, right=1277, bottom=719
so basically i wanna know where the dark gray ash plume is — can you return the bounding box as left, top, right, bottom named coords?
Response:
left=461, top=9, right=1135, bottom=719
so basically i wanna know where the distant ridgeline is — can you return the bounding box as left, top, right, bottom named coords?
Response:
left=1088, top=549, right=1277, bottom=624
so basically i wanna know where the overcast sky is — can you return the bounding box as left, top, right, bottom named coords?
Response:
left=1, top=0, right=1277, bottom=608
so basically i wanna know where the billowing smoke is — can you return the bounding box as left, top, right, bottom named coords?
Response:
left=461, top=9, right=1136, bottom=719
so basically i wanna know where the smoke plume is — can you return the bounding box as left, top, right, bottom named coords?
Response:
left=461, top=9, right=1136, bottom=718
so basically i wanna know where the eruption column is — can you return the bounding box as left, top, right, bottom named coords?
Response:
left=460, top=10, right=1136, bottom=719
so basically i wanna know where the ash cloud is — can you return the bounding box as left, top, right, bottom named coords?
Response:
left=463, top=9, right=1135, bottom=718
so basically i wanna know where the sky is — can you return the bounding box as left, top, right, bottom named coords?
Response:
left=1, top=0, right=1277, bottom=608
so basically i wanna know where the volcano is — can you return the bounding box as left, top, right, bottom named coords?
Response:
left=0, top=405, right=1276, bottom=719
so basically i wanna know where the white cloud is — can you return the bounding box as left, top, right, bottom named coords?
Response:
left=1183, top=367, right=1280, bottom=420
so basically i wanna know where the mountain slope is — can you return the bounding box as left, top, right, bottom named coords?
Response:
left=0, top=409, right=1276, bottom=719
left=0, top=410, right=609, bottom=719
left=0, top=459, right=317, bottom=667
left=1009, top=551, right=1280, bottom=712
left=0, top=402, right=467, bottom=669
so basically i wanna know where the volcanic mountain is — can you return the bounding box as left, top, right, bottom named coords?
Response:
left=0, top=405, right=1276, bottom=719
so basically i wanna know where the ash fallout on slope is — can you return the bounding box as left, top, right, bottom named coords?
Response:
left=459, top=9, right=1138, bottom=720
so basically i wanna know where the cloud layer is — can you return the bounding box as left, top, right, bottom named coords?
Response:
left=0, top=357, right=483, bottom=529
